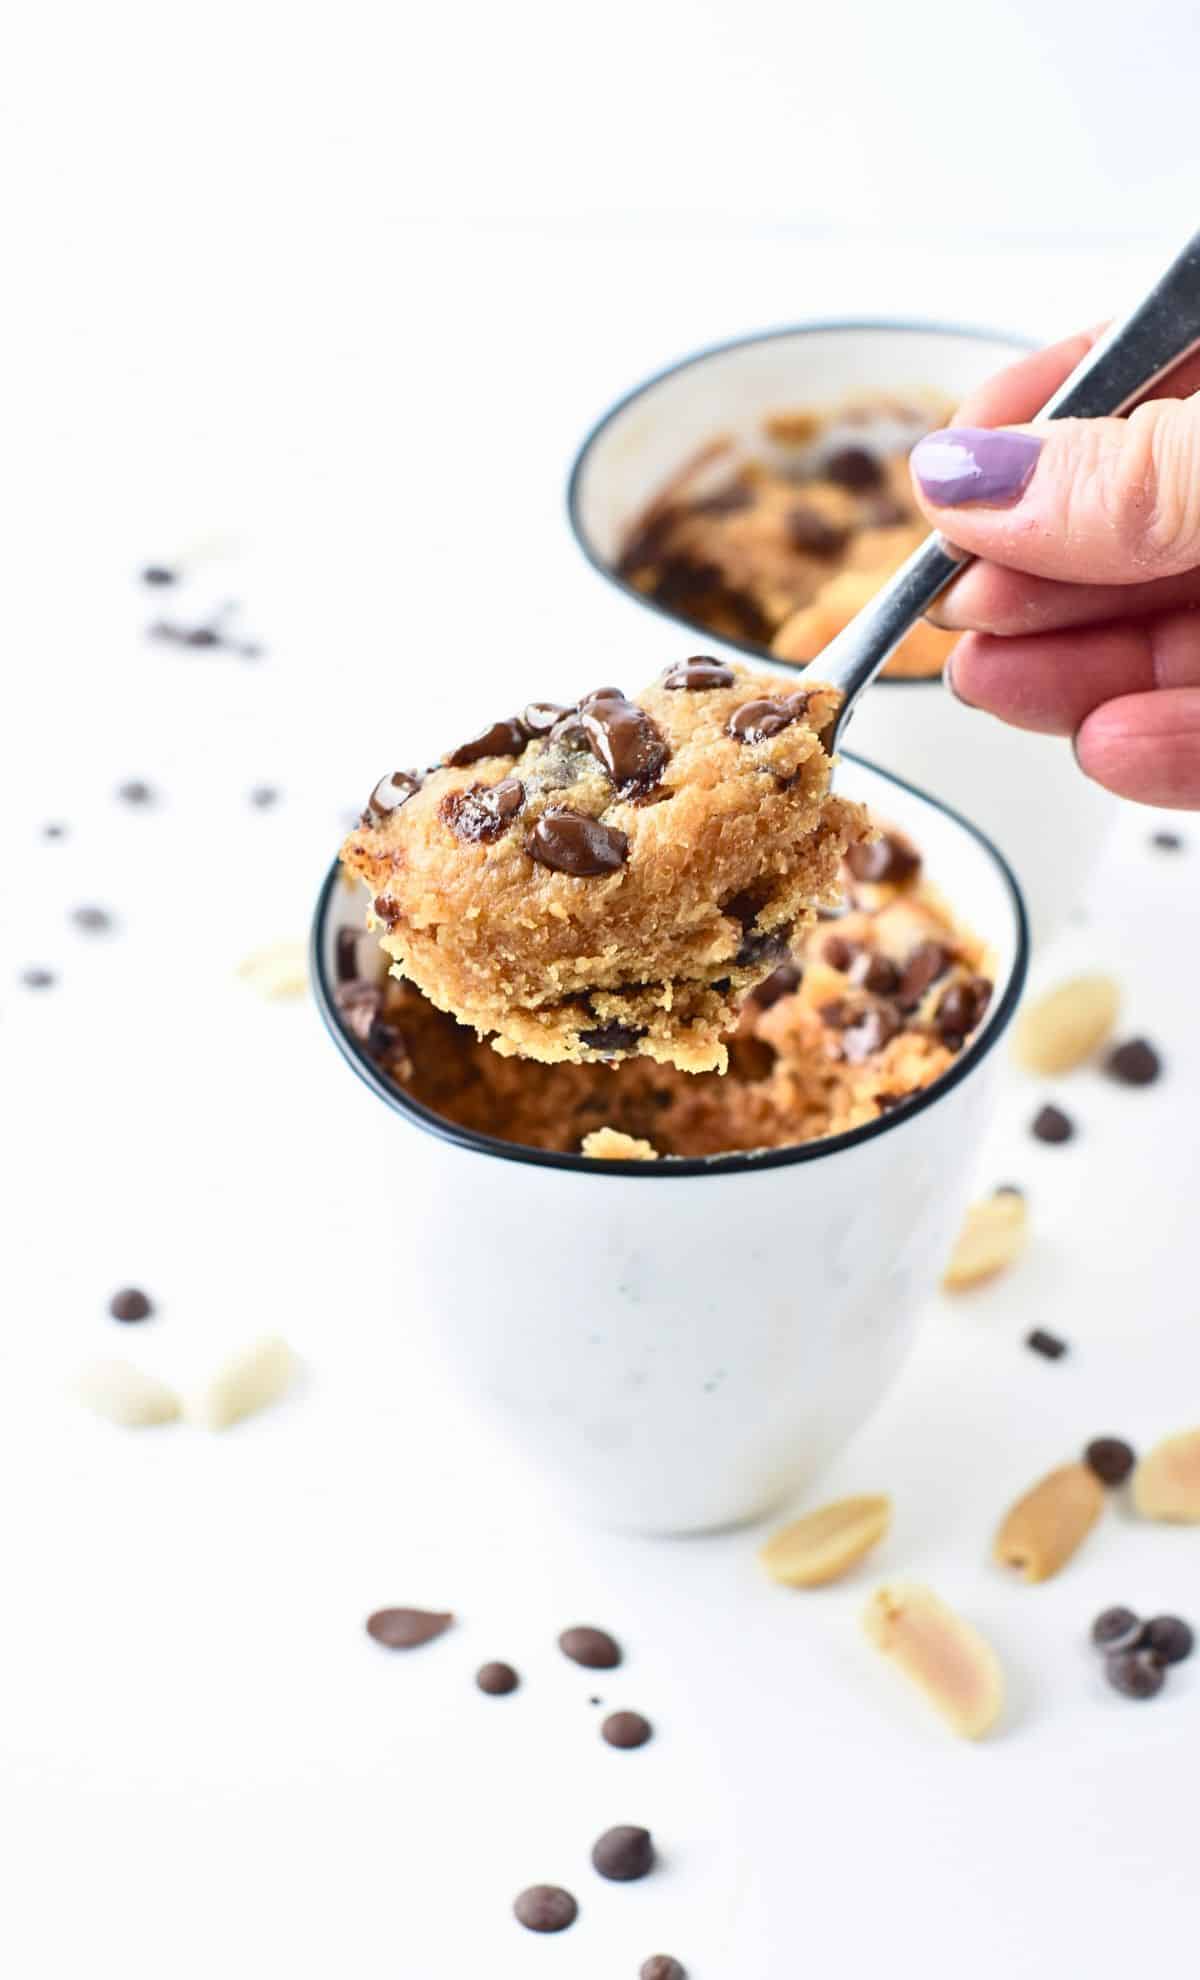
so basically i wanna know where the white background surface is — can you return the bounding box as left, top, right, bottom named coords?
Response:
left=4, top=6, right=1200, bottom=1974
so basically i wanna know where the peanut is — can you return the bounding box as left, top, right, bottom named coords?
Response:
left=993, top=1462, right=1105, bottom=1582
left=942, top=1192, right=1028, bottom=1291
left=196, top=1335, right=297, bottom=1430
left=1132, top=1428, right=1200, bottom=1523
left=863, top=1582, right=1004, bottom=1739
left=1013, top=973, right=1120, bottom=1074
left=237, top=940, right=308, bottom=1000
left=760, top=1495, right=891, bottom=1587
left=76, top=1360, right=181, bottom=1428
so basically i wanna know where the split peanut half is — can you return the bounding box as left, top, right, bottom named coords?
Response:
left=760, top=1495, right=891, bottom=1587
left=942, top=1192, right=1028, bottom=1291
left=993, top=1461, right=1105, bottom=1582
left=1132, top=1429, right=1200, bottom=1523
left=863, top=1582, right=1004, bottom=1739
left=76, top=1360, right=182, bottom=1428
left=195, top=1335, right=297, bottom=1430
left=1013, top=973, right=1120, bottom=1074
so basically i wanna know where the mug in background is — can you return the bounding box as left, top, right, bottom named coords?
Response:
left=314, top=756, right=1028, bottom=1535
left=567, top=320, right=1117, bottom=947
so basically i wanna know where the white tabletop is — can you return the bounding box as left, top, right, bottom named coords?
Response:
left=5, top=217, right=1198, bottom=1978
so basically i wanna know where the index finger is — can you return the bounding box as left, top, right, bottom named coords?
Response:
left=955, top=323, right=1200, bottom=428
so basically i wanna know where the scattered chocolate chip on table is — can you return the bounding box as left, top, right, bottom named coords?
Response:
left=1091, top=1607, right=1144, bottom=1652
left=1084, top=1437, right=1136, bottom=1486
left=1026, top=1329, right=1068, bottom=1361
left=513, top=1886, right=578, bottom=1934
left=21, top=966, right=56, bottom=989
left=559, top=1625, right=622, bottom=1670
left=1104, top=1038, right=1162, bottom=1086
left=591, top=1825, right=655, bottom=1882
left=601, top=1710, right=652, bottom=1749
left=476, top=1661, right=519, bottom=1695
left=365, top=1607, right=454, bottom=1650
left=1031, top=1104, right=1074, bottom=1145
left=108, top=1287, right=154, bottom=1323
left=71, top=905, right=114, bottom=934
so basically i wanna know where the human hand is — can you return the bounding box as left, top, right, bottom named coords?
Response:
left=909, top=329, right=1200, bottom=808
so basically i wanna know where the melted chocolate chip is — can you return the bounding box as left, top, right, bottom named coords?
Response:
left=441, top=776, right=526, bottom=844
left=548, top=711, right=591, bottom=749
left=363, top=770, right=422, bottom=823
left=373, top=895, right=401, bottom=926
left=849, top=951, right=901, bottom=997
left=824, top=445, right=885, bottom=491
left=366, top=1607, right=454, bottom=1649
left=520, top=701, right=570, bottom=736
left=335, top=979, right=385, bottom=1042
left=334, top=927, right=362, bottom=982
left=727, top=694, right=808, bottom=744
left=514, top=1886, right=577, bottom=1934
left=580, top=691, right=669, bottom=796
left=446, top=717, right=527, bottom=767
left=896, top=940, right=950, bottom=1010
left=935, top=975, right=992, bottom=1048
left=846, top=833, right=921, bottom=886
left=662, top=656, right=735, bottom=691
left=786, top=503, right=849, bottom=556
left=735, top=923, right=793, bottom=970
left=579, top=1022, right=645, bottom=1055
left=822, top=934, right=861, bottom=972
left=876, top=1089, right=917, bottom=1113
left=822, top=998, right=901, bottom=1063
left=748, top=960, right=802, bottom=1009
left=862, top=494, right=911, bottom=527
left=527, top=812, right=628, bottom=877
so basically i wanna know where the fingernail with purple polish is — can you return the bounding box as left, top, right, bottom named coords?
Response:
left=911, top=428, right=1043, bottom=508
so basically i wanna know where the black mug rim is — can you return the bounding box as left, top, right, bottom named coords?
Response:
left=311, top=748, right=1030, bottom=1180
left=564, top=315, right=1037, bottom=682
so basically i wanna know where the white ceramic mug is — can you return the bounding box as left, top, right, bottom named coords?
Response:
left=566, top=320, right=1117, bottom=947
left=313, top=757, right=1028, bottom=1535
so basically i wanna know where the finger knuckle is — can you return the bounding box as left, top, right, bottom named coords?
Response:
left=1110, top=403, right=1200, bottom=574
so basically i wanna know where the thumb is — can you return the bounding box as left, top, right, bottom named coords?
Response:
left=909, top=399, right=1200, bottom=585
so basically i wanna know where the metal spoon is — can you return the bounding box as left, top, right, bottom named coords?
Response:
left=813, top=230, right=1200, bottom=752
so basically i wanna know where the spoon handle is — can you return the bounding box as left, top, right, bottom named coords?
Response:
left=821, top=230, right=1200, bottom=739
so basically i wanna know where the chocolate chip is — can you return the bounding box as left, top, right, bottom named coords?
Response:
left=1105, top=1649, right=1165, bottom=1700
left=559, top=1625, right=621, bottom=1669
left=823, top=445, right=884, bottom=491
left=849, top=950, right=901, bottom=997
left=363, top=770, right=422, bottom=823
left=249, top=785, right=279, bottom=809
left=821, top=998, right=900, bottom=1063
left=1026, top=1328, right=1068, bottom=1360
left=1032, top=1103, right=1074, bottom=1144
left=1084, top=1438, right=1136, bottom=1487
left=513, top=1886, right=577, bottom=1933
left=476, top=1661, right=520, bottom=1694
left=1151, top=830, right=1183, bottom=850
left=749, top=960, right=802, bottom=1009
left=733, top=914, right=793, bottom=968
left=846, top=833, right=921, bottom=887
left=109, top=1287, right=153, bottom=1323
left=42, top=822, right=67, bottom=839
left=373, top=895, right=401, bottom=926
left=1091, top=1606, right=1143, bottom=1652
left=579, top=1022, right=645, bottom=1055
left=727, top=695, right=806, bottom=744
left=446, top=717, right=528, bottom=766
left=117, top=780, right=155, bottom=805
left=185, top=625, right=221, bottom=647
left=335, top=980, right=386, bottom=1042
left=141, top=565, right=177, bottom=585
left=580, top=691, right=669, bottom=797
left=366, top=1607, right=454, bottom=1649
left=527, top=812, right=629, bottom=877
left=935, top=974, right=992, bottom=1049
left=21, top=966, right=56, bottom=989
left=876, top=1089, right=916, bottom=1113
left=601, top=1711, right=652, bottom=1749
left=785, top=503, right=849, bottom=556
left=1104, top=1038, right=1161, bottom=1086
left=334, top=928, right=362, bottom=982
left=662, top=656, right=735, bottom=691
left=592, top=1825, right=655, bottom=1883
left=520, top=701, right=570, bottom=736
left=71, top=905, right=113, bottom=934
left=641, top=1959, right=686, bottom=1980
left=896, top=941, right=950, bottom=1010
left=1142, top=1616, right=1194, bottom=1665
left=822, top=934, right=859, bottom=971
left=441, top=776, right=526, bottom=843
